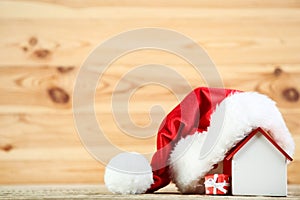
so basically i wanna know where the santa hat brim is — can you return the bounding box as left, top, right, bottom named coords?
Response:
left=169, top=92, right=295, bottom=193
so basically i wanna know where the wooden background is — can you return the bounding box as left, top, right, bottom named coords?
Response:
left=0, top=0, right=300, bottom=185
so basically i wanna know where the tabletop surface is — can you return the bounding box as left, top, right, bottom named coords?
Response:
left=1, top=0, right=300, bottom=187
left=0, top=184, right=300, bottom=200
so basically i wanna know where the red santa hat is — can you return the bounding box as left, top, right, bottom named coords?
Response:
left=104, top=87, right=295, bottom=194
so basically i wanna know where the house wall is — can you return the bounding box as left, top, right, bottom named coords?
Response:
left=232, top=132, right=287, bottom=196
left=0, top=0, right=300, bottom=184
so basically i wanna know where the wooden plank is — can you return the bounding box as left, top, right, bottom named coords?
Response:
left=0, top=113, right=299, bottom=184
left=0, top=161, right=102, bottom=184
left=4, top=0, right=300, bottom=9
left=1, top=1, right=300, bottom=66
left=0, top=114, right=299, bottom=148
left=0, top=64, right=299, bottom=113
left=0, top=184, right=299, bottom=199
left=1, top=19, right=300, bottom=66
left=2, top=1, right=300, bottom=18
left=0, top=114, right=157, bottom=150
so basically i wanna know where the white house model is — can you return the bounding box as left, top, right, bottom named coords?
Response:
left=223, top=127, right=293, bottom=196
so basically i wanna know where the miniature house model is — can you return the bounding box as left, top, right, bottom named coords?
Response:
left=223, top=127, right=293, bottom=196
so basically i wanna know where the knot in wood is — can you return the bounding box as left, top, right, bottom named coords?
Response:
left=34, top=49, right=50, bottom=59
left=273, top=67, right=283, bottom=76
left=29, top=37, right=38, bottom=46
left=48, top=87, right=69, bottom=104
left=2, top=144, right=13, bottom=152
left=282, top=88, right=299, bottom=102
left=57, top=66, right=75, bottom=73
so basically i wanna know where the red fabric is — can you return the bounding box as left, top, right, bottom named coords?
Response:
left=147, top=87, right=240, bottom=193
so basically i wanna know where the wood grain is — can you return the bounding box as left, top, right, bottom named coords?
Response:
left=1, top=19, right=300, bottom=66
left=0, top=184, right=300, bottom=199
left=0, top=0, right=300, bottom=185
left=0, top=64, right=299, bottom=113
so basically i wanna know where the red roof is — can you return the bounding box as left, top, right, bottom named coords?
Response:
left=224, top=127, right=293, bottom=161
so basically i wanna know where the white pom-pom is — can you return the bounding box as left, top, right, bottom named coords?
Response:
left=104, top=152, right=153, bottom=194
